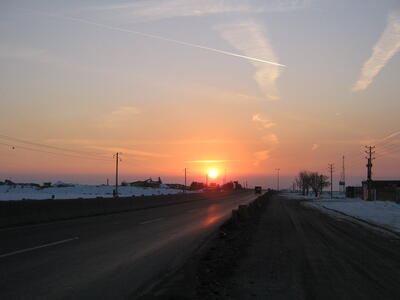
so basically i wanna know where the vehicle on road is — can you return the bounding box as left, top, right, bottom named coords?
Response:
left=254, top=186, right=262, bottom=194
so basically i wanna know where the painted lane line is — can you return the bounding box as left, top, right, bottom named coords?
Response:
left=0, top=237, right=79, bottom=259
left=139, top=218, right=164, bottom=225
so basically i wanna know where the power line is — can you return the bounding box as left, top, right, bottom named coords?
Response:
left=0, top=134, right=102, bottom=157
left=0, top=142, right=113, bottom=162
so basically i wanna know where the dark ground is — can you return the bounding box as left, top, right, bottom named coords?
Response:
left=146, top=194, right=400, bottom=299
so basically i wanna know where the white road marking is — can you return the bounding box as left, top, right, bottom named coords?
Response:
left=139, top=218, right=164, bottom=225
left=0, top=237, right=79, bottom=258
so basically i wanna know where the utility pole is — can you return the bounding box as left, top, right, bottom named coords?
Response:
left=339, top=155, right=346, bottom=194
left=275, top=168, right=280, bottom=191
left=113, top=152, right=121, bottom=197
left=224, top=168, right=227, bottom=185
left=184, top=168, right=187, bottom=193
left=365, top=146, right=375, bottom=201
left=328, top=163, right=334, bottom=199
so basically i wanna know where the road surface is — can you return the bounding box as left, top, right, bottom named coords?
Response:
left=222, top=195, right=400, bottom=299
left=0, top=191, right=256, bottom=299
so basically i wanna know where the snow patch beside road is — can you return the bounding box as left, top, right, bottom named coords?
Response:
left=282, top=192, right=400, bottom=233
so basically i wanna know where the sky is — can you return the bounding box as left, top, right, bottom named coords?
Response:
left=0, top=0, right=400, bottom=188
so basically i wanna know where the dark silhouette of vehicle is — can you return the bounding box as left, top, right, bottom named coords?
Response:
left=254, top=186, right=262, bottom=194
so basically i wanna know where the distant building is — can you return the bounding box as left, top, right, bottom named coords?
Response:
left=346, top=186, right=363, bottom=198
left=125, top=178, right=162, bottom=188
left=362, top=180, right=400, bottom=202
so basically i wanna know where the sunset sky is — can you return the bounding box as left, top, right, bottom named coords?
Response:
left=0, top=0, right=399, bottom=188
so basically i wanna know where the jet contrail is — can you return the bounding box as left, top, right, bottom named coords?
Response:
left=40, top=12, right=286, bottom=67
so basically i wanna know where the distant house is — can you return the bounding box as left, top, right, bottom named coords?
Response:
left=53, top=181, right=74, bottom=188
left=127, top=178, right=162, bottom=188
left=362, top=180, right=400, bottom=202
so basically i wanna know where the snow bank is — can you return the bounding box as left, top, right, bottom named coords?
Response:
left=0, top=184, right=188, bottom=201
left=283, top=192, right=400, bottom=233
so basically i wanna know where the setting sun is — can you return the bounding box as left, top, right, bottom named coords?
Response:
left=208, top=169, right=219, bottom=179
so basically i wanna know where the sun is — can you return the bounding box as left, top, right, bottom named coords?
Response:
left=208, top=169, right=219, bottom=179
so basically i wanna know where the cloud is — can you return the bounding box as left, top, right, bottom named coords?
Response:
left=0, top=44, right=96, bottom=72
left=311, top=143, right=319, bottom=151
left=261, top=134, right=279, bottom=145
left=216, top=20, right=283, bottom=100
left=102, top=106, right=141, bottom=128
left=110, top=106, right=141, bottom=117
left=253, top=150, right=270, bottom=166
left=252, top=114, right=276, bottom=129
left=352, top=10, right=400, bottom=91
left=89, top=0, right=309, bottom=23
left=187, top=159, right=234, bottom=163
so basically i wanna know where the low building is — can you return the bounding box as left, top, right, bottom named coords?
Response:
left=126, top=178, right=162, bottom=188
left=345, top=186, right=363, bottom=198
left=362, top=180, right=400, bottom=202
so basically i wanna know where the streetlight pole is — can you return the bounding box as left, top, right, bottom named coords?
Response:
left=275, top=168, right=280, bottom=191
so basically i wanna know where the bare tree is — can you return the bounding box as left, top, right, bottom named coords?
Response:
left=309, top=172, right=330, bottom=197
left=296, top=171, right=311, bottom=195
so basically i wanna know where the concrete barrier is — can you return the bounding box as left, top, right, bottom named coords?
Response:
left=0, top=191, right=243, bottom=228
left=229, top=191, right=274, bottom=226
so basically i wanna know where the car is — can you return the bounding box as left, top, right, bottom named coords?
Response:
left=254, top=186, right=262, bottom=194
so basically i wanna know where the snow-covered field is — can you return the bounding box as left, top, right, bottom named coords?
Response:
left=0, top=184, right=188, bottom=201
left=282, top=192, right=400, bottom=233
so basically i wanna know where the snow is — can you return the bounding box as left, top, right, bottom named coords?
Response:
left=282, top=192, right=400, bottom=233
left=0, top=184, right=190, bottom=201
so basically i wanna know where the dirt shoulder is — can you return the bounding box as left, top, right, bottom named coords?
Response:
left=142, top=193, right=400, bottom=299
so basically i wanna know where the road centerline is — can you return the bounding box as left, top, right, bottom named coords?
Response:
left=0, top=237, right=79, bottom=259
left=139, top=218, right=164, bottom=225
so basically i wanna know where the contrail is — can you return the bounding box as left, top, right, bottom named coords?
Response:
left=40, top=12, right=286, bottom=67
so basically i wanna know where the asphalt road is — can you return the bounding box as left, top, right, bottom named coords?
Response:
left=0, top=191, right=256, bottom=299
left=223, top=195, right=400, bottom=299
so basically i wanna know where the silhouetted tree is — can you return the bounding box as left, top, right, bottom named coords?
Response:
left=309, top=172, right=329, bottom=197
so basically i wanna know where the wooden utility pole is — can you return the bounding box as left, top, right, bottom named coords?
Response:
left=184, top=168, right=187, bottom=193
left=365, top=146, right=375, bottom=201
left=328, top=163, right=334, bottom=199
left=113, top=152, right=121, bottom=197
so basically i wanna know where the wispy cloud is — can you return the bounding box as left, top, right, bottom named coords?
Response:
left=187, top=159, right=234, bottom=164
left=352, top=10, right=400, bottom=91
left=89, top=0, right=309, bottom=23
left=101, top=106, right=141, bottom=128
left=0, top=44, right=96, bottom=72
left=252, top=114, right=276, bottom=129
left=217, top=20, right=283, bottom=100
left=261, top=134, right=279, bottom=145
left=253, top=150, right=270, bottom=166
left=311, top=143, right=319, bottom=151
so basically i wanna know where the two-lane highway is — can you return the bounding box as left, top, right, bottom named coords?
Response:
left=0, top=191, right=256, bottom=299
